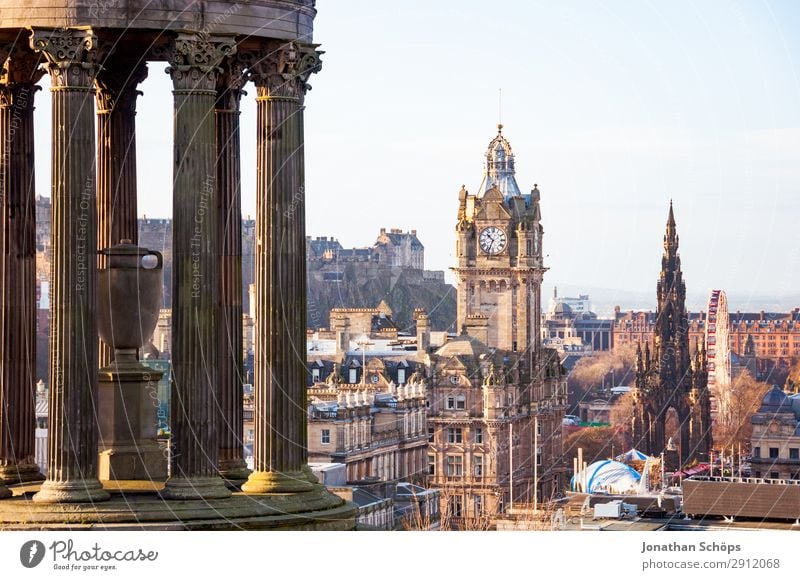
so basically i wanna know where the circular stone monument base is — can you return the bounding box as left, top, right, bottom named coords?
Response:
left=32, top=478, right=111, bottom=504
left=0, top=463, right=45, bottom=485
left=241, top=469, right=314, bottom=494
left=0, top=481, right=356, bottom=530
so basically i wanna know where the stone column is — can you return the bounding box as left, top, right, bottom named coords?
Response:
left=0, top=48, right=44, bottom=491
left=29, top=27, right=109, bottom=503
left=242, top=42, right=321, bottom=494
left=163, top=33, right=235, bottom=500
left=215, top=58, right=250, bottom=481
left=95, top=60, right=148, bottom=367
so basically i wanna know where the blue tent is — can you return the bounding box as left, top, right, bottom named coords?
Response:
left=571, top=460, right=641, bottom=494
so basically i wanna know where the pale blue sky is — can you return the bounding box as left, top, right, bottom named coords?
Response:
left=32, top=1, right=800, bottom=306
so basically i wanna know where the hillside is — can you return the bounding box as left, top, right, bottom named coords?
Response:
left=307, top=262, right=456, bottom=332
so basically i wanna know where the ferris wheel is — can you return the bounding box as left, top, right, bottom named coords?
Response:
left=706, top=289, right=732, bottom=421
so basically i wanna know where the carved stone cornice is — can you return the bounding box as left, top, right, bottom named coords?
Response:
left=0, top=47, right=44, bottom=108
left=95, top=60, right=148, bottom=114
left=28, top=28, right=99, bottom=90
left=246, top=41, right=322, bottom=102
left=165, top=33, right=236, bottom=94
left=215, top=55, right=248, bottom=112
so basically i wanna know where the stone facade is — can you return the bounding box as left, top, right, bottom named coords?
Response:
left=425, top=338, right=565, bottom=523
left=750, top=385, right=800, bottom=481
left=307, top=381, right=428, bottom=483
left=613, top=307, right=800, bottom=368
left=542, top=292, right=612, bottom=354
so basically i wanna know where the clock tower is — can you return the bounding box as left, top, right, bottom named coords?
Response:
left=454, top=124, right=546, bottom=356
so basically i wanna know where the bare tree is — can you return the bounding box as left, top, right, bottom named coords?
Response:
left=568, top=344, right=638, bottom=409
left=714, top=370, right=772, bottom=449
left=563, top=426, right=626, bottom=466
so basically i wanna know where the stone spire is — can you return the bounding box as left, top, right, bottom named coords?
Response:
left=655, top=201, right=689, bottom=389
left=631, top=202, right=710, bottom=464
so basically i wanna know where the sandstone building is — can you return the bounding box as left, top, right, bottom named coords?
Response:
left=426, top=125, right=567, bottom=525
left=750, top=385, right=800, bottom=481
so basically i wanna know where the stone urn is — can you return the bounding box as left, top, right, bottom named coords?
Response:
left=97, top=240, right=167, bottom=481
left=98, top=240, right=163, bottom=361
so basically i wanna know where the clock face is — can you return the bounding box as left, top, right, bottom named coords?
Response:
left=450, top=375, right=460, bottom=385
left=479, top=226, right=507, bottom=255
left=370, top=374, right=379, bottom=384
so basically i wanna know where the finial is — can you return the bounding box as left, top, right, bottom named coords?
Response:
left=498, top=87, right=502, bottom=128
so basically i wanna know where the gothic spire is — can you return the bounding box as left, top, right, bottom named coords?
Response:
left=666, top=199, right=676, bottom=239
left=654, top=202, right=690, bottom=387
left=657, top=201, right=685, bottom=311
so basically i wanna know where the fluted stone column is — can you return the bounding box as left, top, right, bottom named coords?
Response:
left=242, top=42, right=321, bottom=494
left=29, top=27, right=109, bottom=503
left=163, top=33, right=235, bottom=500
left=95, top=60, right=148, bottom=367
left=215, top=58, right=250, bottom=481
left=0, top=48, right=44, bottom=493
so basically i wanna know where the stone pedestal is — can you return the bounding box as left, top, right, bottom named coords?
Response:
left=98, top=362, right=167, bottom=481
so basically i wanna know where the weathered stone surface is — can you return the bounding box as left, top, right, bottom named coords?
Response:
left=29, top=27, right=109, bottom=504
left=0, top=482, right=355, bottom=530
left=242, top=41, right=320, bottom=495
left=215, top=56, right=250, bottom=481
left=0, top=45, right=44, bottom=486
left=163, top=33, right=234, bottom=501
left=98, top=362, right=167, bottom=481
left=0, top=1, right=315, bottom=42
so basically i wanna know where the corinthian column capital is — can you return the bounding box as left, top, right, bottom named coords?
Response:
left=246, top=41, right=322, bottom=101
left=0, top=47, right=44, bottom=108
left=95, top=59, right=148, bottom=114
left=215, top=55, right=248, bottom=112
left=28, top=27, right=98, bottom=89
left=166, top=33, right=236, bottom=93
